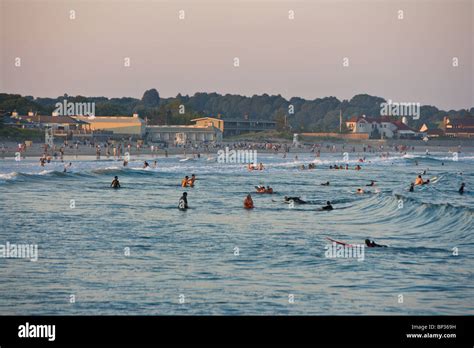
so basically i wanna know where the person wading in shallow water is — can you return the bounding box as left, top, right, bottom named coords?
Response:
left=178, top=192, right=188, bottom=210
left=244, top=194, right=254, bottom=209
left=111, top=176, right=120, bottom=188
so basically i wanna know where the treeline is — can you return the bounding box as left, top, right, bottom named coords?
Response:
left=1, top=90, right=473, bottom=132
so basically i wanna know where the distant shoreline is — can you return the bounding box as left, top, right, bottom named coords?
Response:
left=1, top=139, right=473, bottom=158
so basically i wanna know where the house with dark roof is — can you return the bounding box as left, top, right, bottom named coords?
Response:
left=443, top=116, right=474, bottom=138
left=9, top=111, right=92, bottom=136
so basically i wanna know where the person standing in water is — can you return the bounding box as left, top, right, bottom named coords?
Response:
left=187, top=174, right=196, bottom=187
left=459, top=183, right=465, bottom=195
left=63, top=162, right=72, bottom=173
left=181, top=176, right=189, bottom=187
left=111, top=176, right=121, bottom=188
left=178, top=192, right=188, bottom=210
left=244, top=194, right=254, bottom=209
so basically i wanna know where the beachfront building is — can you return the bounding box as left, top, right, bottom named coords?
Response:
left=146, top=118, right=223, bottom=145
left=9, top=111, right=91, bottom=136
left=72, top=113, right=146, bottom=136
left=443, top=116, right=474, bottom=138
left=191, top=117, right=224, bottom=133
left=419, top=123, right=445, bottom=138
left=222, top=118, right=276, bottom=137
left=345, top=115, right=418, bottom=139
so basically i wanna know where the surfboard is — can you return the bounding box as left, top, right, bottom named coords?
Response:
left=326, top=237, right=354, bottom=247
left=179, top=158, right=193, bottom=162
left=430, top=176, right=441, bottom=184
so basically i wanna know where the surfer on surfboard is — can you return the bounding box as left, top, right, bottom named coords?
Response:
left=365, top=239, right=387, bottom=247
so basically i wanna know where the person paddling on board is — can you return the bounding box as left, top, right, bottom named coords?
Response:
left=459, top=183, right=465, bottom=195
left=321, top=181, right=330, bottom=186
left=284, top=196, right=307, bottom=204
left=111, top=176, right=121, bottom=188
left=178, top=192, right=188, bottom=210
left=365, top=239, right=387, bottom=248
left=244, top=194, right=254, bottom=209
left=321, top=201, right=333, bottom=211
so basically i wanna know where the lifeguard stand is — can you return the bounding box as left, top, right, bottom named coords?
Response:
left=293, top=133, right=300, bottom=147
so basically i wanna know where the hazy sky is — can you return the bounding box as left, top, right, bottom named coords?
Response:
left=0, top=0, right=472, bottom=110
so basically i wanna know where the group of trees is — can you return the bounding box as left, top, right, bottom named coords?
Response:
left=1, top=90, right=473, bottom=132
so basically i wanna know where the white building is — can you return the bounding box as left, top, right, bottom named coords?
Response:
left=146, top=121, right=223, bottom=145
left=346, top=115, right=417, bottom=139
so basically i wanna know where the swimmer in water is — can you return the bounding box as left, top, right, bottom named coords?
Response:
left=409, top=183, right=415, bottom=192
left=244, top=194, right=254, bottom=209
left=321, top=181, right=330, bottom=186
left=181, top=176, right=189, bottom=188
left=187, top=174, right=196, bottom=187
left=321, top=201, right=333, bottom=211
left=143, top=161, right=149, bottom=168
left=356, top=188, right=365, bottom=194
left=366, top=180, right=376, bottom=187
left=178, top=192, right=188, bottom=210
left=123, top=159, right=128, bottom=167
left=459, top=183, right=465, bottom=195
left=365, top=239, right=387, bottom=248
left=415, top=175, right=424, bottom=185
left=284, top=196, right=307, bottom=204
left=111, top=176, right=120, bottom=188
left=63, top=162, right=72, bottom=173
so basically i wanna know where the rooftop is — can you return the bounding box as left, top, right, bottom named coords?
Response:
left=17, top=114, right=89, bottom=125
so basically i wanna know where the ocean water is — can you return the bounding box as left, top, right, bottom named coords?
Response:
left=0, top=151, right=473, bottom=315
